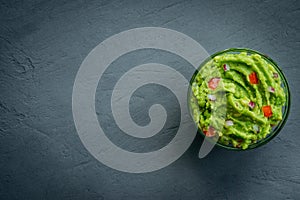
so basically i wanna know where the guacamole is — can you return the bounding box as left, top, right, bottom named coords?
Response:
left=189, top=50, right=286, bottom=149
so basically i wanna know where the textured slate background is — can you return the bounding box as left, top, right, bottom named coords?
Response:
left=1, top=0, right=300, bottom=199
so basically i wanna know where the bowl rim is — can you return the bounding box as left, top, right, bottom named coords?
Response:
left=187, top=47, right=291, bottom=151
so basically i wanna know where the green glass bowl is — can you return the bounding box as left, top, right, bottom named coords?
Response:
left=187, top=48, right=290, bottom=150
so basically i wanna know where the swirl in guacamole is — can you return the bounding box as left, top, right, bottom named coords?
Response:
left=189, top=51, right=286, bottom=149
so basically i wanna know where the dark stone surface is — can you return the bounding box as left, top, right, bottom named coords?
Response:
left=1, top=0, right=300, bottom=199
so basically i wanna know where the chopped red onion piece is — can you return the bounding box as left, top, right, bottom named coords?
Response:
left=225, top=120, right=234, bottom=126
left=268, top=86, right=275, bottom=93
left=208, top=94, right=216, bottom=101
left=273, top=73, right=278, bottom=78
left=223, top=64, right=230, bottom=71
left=248, top=101, right=255, bottom=109
left=237, top=139, right=243, bottom=143
left=253, top=124, right=260, bottom=133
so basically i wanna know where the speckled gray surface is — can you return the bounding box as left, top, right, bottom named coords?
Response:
left=1, top=0, right=300, bottom=199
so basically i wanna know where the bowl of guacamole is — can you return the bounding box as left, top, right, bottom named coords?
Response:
left=188, top=48, right=290, bottom=150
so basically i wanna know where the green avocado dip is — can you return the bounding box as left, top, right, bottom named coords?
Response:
left=189, top=50, right=286, bottom=149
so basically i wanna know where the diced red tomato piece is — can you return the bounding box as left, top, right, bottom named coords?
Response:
left=203, top=126, right=216, bottom=137
left=249, top=72, right=259, bottom=84
left=262, top=105, right=272, bottom=117
left=208, top=77, right=220, bottom=90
